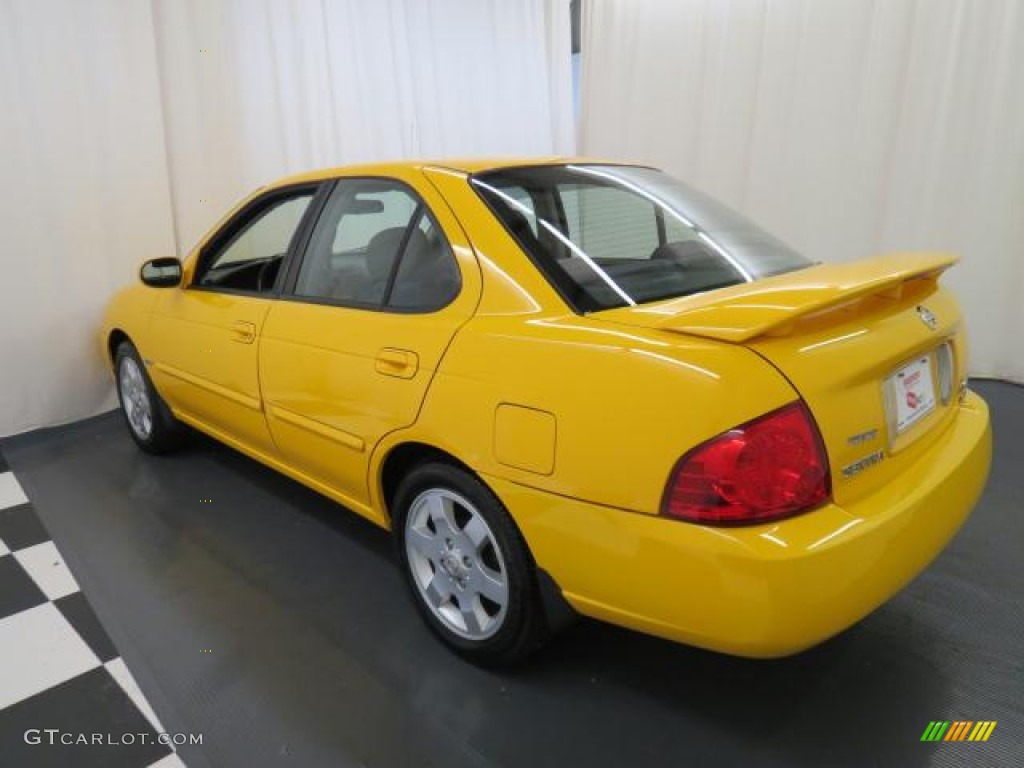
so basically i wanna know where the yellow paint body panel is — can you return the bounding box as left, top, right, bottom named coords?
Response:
left=601, top=251, right=957, bottom=342
left=483, top=393, right=988, bottom=656
left=100, top=158, right=992, bottom=658
left=148, top=290, right=277, bottom=454
left=493, top=404, right=557, bottom=476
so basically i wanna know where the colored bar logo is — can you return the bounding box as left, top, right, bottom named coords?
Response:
left=921, top=721, right=997, bottom=742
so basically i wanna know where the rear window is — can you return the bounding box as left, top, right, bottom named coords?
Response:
left=471, top=164, right=812, bottom=312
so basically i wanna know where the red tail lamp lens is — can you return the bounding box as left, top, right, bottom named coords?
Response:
left=661, top=402, right=830, bottom=525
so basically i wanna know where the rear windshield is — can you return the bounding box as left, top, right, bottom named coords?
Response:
left=471, top=164, right=812, bottom=312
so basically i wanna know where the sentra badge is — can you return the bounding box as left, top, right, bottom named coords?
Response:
left=842, top=450, right=884, bottom=479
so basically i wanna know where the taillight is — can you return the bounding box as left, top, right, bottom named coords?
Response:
left=661, top=402, right=830, bottom=525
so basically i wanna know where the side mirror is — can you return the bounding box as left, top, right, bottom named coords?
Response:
left=140, top=257, right=182, bottom=288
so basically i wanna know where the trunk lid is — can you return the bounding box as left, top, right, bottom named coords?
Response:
left=595, top=252, right=968, bottom=507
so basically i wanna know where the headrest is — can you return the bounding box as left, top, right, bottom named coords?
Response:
left=365, top=227, right=428, bottom=280
left=650, top=240, right=716, bottom=266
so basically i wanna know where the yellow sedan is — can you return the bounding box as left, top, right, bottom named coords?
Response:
left=100, top=159, right=991, bottom=664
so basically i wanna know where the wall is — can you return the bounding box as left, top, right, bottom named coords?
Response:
left=0, top=0, right=574, bottom=436
left=581, top=0, right=1024, bottom=382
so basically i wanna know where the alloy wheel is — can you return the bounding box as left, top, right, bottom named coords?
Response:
left=404, top=488, right=509, bottom=640
left=119, top=356, right=153, bottom=440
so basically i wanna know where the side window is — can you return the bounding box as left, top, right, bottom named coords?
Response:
left=331, top=188, right=418, bottom=252
left=294, top=179, right=460, bottom=311
left=196, top=192, right=314, bottom=293
left=389, top=214, right=460, bottom=311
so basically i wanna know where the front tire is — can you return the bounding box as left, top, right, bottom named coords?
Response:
left=394, top=462, right=548, bottom=666
left=114, top=341, right=183, bottom=454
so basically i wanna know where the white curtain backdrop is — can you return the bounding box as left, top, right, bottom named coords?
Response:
left=0, top=1, right=179, bottom=436
left=582, top=0, right=1024, bottom=383
left=0, top=0, right=574, bottom=437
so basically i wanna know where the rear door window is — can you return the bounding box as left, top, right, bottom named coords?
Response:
left=292, top=179, right=460, bottom=311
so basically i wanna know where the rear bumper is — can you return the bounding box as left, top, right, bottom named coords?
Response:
left=489, top=390, right=991, bottom=657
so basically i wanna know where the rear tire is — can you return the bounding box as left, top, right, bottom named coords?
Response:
left=394, top=462, right=548, bottom=666
left=114, top=341, right=184, bottom=454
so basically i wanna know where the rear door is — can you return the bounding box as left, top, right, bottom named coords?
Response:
left=258, top=172, right=480, bottom=515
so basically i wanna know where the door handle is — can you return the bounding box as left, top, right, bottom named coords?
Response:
left=375, top=348, right=419, bottom=379
left=231, top=321, right=256, bottom=344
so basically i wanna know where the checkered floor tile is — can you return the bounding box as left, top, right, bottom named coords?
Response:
left=0, top=456, right=186, bottom=768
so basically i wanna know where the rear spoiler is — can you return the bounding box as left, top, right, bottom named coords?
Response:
left=610, top=252, right=958, bottom=343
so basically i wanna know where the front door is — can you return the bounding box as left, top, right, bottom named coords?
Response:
left=148, top=185, right=320, bottom=457
left=259, top=174, right=478, bottom=516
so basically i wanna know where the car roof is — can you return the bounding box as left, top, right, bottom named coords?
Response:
left=268, top=156, right=631, bottom=188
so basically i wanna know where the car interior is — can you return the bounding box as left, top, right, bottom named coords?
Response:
left=296, top=209, right=460, bottom=311
left=193, top=187, right=460, bottom=311
left=495, top=184, right=744, bottom=309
